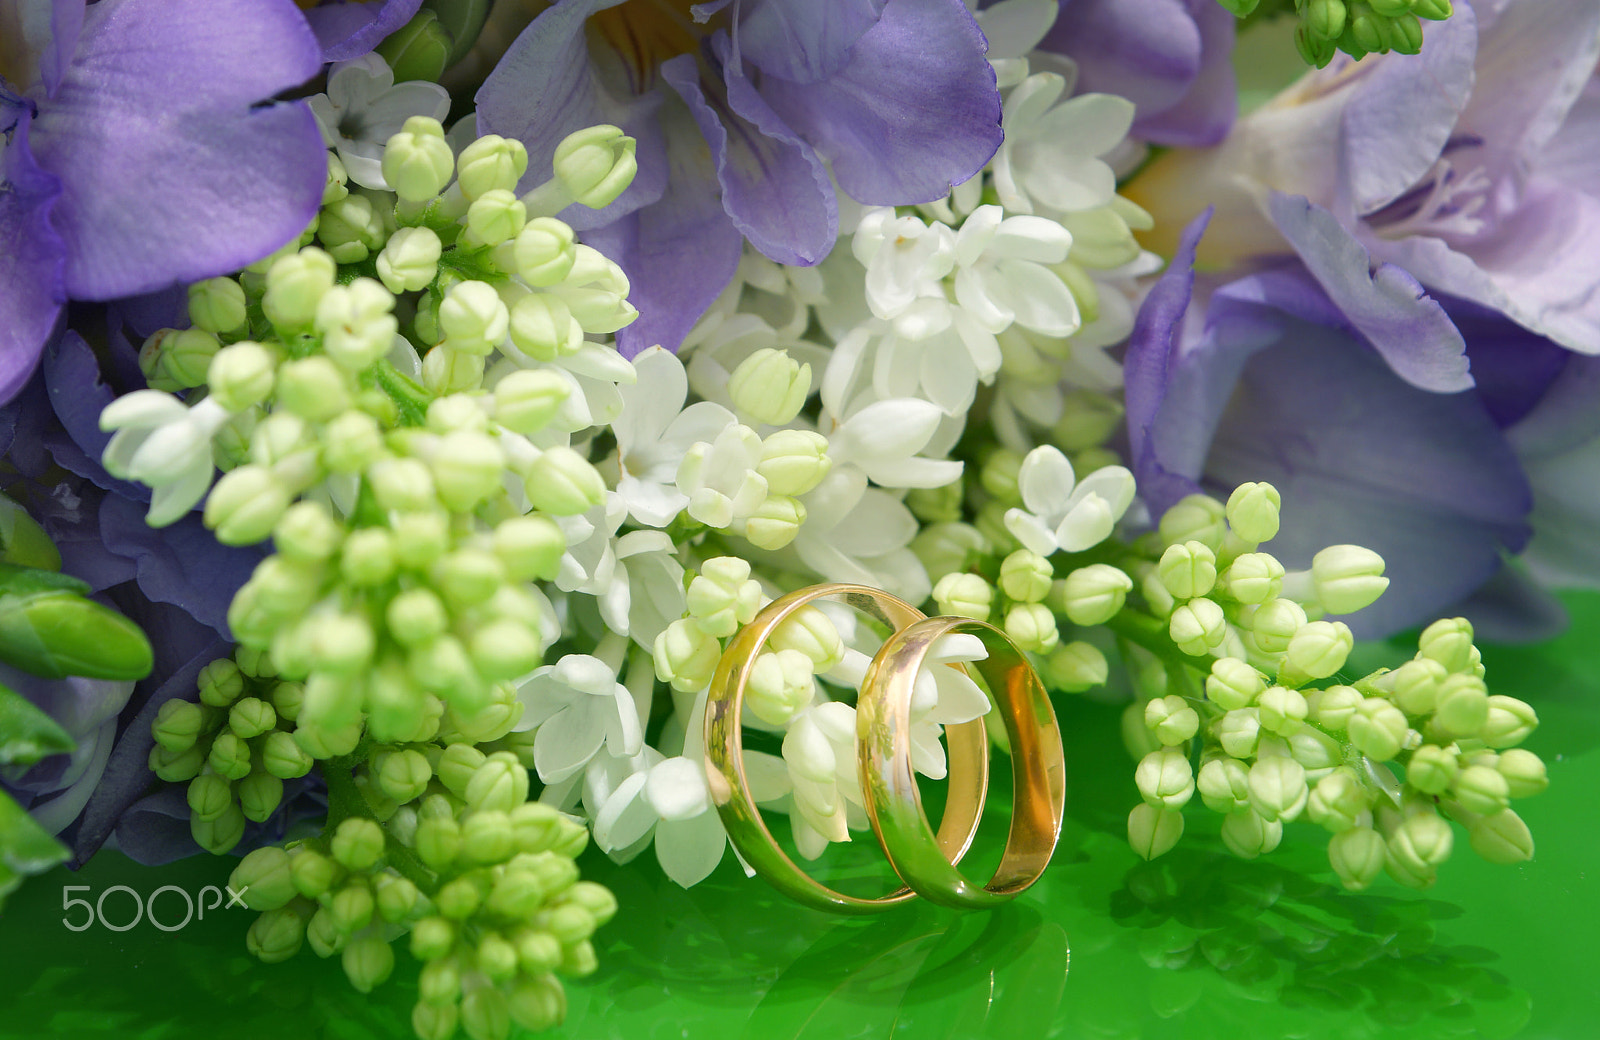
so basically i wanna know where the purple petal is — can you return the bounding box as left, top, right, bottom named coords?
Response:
left=1127, top=0, right=1235, bottom=148
left=759, top=0, right=1001, bottom=205
left=0, top=112, right=66, bottom=406
left=474, top=0, right=669, bottom=229
left=1540, top=75, right=1600, bottom=198
left=70, top=634, right=231, bottom=864
left=1445, top=565, right=1568, bottom=644
left=1041, top=0, right=1201, bottom=121
left=108, top=785, right=201, bottom=864
left=1270, top=193, right=1471, bottom=393
left=1447, top=296, right=1571, bottom=429
left=302, top=0, right=423, bottom=62
left=28, top=0, right=325, bottom=301
left=1339, top=5, right=1476, bottom=215
left=588, top=100, right=745, bottom=357
left=42, top=331, right=152, bottom=502
left=734, top=0, right=886, bottom=83
left=664, top=44, right=836, bottom=266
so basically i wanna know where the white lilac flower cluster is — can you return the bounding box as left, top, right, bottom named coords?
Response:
left=98, top=28, right=1545, bottom=1040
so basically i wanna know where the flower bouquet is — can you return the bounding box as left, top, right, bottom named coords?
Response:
left=2, top=0, right=1595, bottom=1037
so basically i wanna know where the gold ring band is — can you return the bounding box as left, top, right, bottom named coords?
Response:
left=858, top=615, right=1066, bottom=910
left=703, top=583, right=990, bottom=914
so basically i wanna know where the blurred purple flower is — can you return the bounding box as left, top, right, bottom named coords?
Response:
left=1037, top=0, right=1235, bottom=146
left=1127, top=0, right=1600, bottom=354
left=476, top=0, right=1003, bottom=355
left=0, top=0, right=327, bottom=406
left=299, top=0, right=423, bottom=60
left=1125, top=212, right=1541, bottom=639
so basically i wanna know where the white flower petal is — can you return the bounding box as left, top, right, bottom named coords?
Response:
left=1017, top=445, right=1076, bottom=517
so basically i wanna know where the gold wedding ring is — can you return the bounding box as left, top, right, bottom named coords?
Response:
left=703, top=583, right=990, bottom=913
left=858, top=616, right=1066, bottom=909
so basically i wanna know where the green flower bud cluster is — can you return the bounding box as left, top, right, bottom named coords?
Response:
left=1252, top=0, right=1456, bottom=68
left=656, top=556, right=770, bottom=695
left=149, top=655, right=314, bottom=855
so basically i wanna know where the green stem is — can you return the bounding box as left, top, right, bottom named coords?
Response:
left=373, top=359, right=432, bottom=428
left=321, top=754, right=438, bottom=894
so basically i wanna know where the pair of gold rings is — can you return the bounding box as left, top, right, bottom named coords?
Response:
left=703, top=583, right=1066, bottom=913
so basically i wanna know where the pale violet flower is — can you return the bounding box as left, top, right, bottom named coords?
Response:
left=99, top=391, right=232, bottom=525
left=512, top=653, right=644, bottom=784
left=308, top=53, right=450, bottom=190
left=1005, top=445, right=1136, bottom=555
left=613, top=347, right=737, bottom=528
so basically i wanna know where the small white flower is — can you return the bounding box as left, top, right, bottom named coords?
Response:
left=676, top=423, right=768, bottom=529
left=991, top=74, right=1135, bottom=215
left=307, top=54, right=450, bottom=190
left=100, top=392, right=233, bottom=525
left=613, top=347, right=737, bottom=527
left=1004, top=445, right=1136, bottom=555
left=791, top=467, right=932, bottom=606
left=512, top=653, right=644, bottom=783
left=782, top=700, right=864, bottom=859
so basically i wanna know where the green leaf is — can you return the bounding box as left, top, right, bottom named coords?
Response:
left=0, top=681, right=76, bottom=765
left=0, top=499, right=62, bottom=572
left=0, top=790, right=71, bottom=909
left=0, top=591, right=155, bottom=680
left=0, top=562, right=90, bottom=597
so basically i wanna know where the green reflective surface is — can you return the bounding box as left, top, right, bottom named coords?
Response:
left=3, top=594, right=1598, bottom=1040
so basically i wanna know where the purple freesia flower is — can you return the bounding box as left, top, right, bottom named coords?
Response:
left=1125, top=212, right=1539, bottom=638
left=0, top=0, right=327, bottom=406
left=300, top=0, right=423, bottom=61
left=1035, top=0, right=1235, bottom=146
left=1127, top=0, right=1600, bottom=355
left=476, top=0, right=1003, bottom=356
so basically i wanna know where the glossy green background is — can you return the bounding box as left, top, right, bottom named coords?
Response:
left=2, top=593, right=1597, bottom=1040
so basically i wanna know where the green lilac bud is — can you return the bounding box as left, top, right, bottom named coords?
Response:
left=290, top=849, right=340, bottom=899
left=1220, top=810, right=1282, bottom=859
left=228, top=696, right=275, bottom=739
left=415, top=816, right=462, bottom=871
left=142, top=327, right=223, bottom=390
left=509, top=975, right=568, bottom=1032
left=770, top=605, right=844, bottom=670
left=317, top=195, right=384, bottom=264
left=553, top=124, right=637, bottom=209
left=561, top=881, right=618, bottom=926
left=377, top=225, right=442, bottom=294
left=191, top=802, right=246, bottom=854
left=389, top=512, right=449, bottom=571
left=1367, top=0, right=1408, bottom=15
left=1144, top=695, right=1199, bottom=746
left=438, top=743, right=489, bottom=796
left=462, top=986, right=512, bottom=1040
left=1390, top=811, right=1453, bottom=873
left=150, top=744, right=205, bottom=782
left=507, top=218, right=577, bottom=287
left=978, top=447, right=1023, bottom=502
left=1225, top=482, right=1281, bottom=544
left=999, top=550, right=1053, bottom=604
left=1466, top=808, right=1533, bottom=865
left=238, top=771, right=285, bottom=823
left=1042, top=641, right=1108, bottom=693
left=1482, top=695, right=1538, bottom=748
left=1169, top=598, right=1226, bottom=655
left=1311, top=545, right=1388, bottom=615
left=331, top=817, right=386, bottom=871
left=684, top=557, right=761, bottom=637
left=911, top=522, right=987, bottom=581
left=489, top=515, right=564, bottom=584
left=653, top=618, right=721, bottom=693
left=1256, top=685, right=1308, bottom=735
left=1389, top=657, right=1447, bottom=715
left=321, top=410, right=384, bottom=474
left=440, top=281, right=510, bottom=354
left=430, top=430, right=505, bottom=511
left=230, top=847, right=297, bottom=911
left=436, top=875, right=484, bottom=919
left=273, top=502, right=343, bottom=564
left=1407, top=743, right=1459, bottom=795
left=338, top=527, right=396, bottom=587
left=386, top=589, right=449, bottom=647
left=465, top=189, right=527, bottom=247
left=375, top=873, right=421, bottom=923
left=1158, top=540, right=1217, bottom=600
left=1418, top=617, right=1474, bottom=673
left=521, top=848, right=581, bottom=897
left=1251, top=598, right=1306, bottom=654
left=561, top=939, right=599, bottom=976
left=1307, top=0, right=1347, bottom=39
left=507, top=293, right=580, bottom=361
left=491, top=369, right=569, bottom=435
left=758, top=429, right=831, bottom=497
left=1387, top=12, right=1423, bottom=53
left=197, top=657, right=244, bottom=707
left=188, top=276, right=247, bottom=334
left=409, top=634, right=478, bottom=700
left=1205, top=658, right=1264, bottom=711
left=378, top=749, right=434, bottom=804
left=292, top=715, right=362, bottom=759
left=330, top=879, right=375, bottom=933
left=1215, top=708, right=1261, bottom=759
left=411, top=917, right=455, bottom=961
left=368, top=458, right=437, bottom=514
left=466, top=753, right=531, bottom=814
left=1221, top=552, right=1284, bottom=604
left=728, top=348, right=811, bottom=425
left=933, top=572, right=993, bottom=621
left=1004, top=602, right=1059, bottom=654
left=1497, top=748, right=1548, bottom=799
left=208, top=731, right=252, bottom=780
left=1305, top=684, right=1361, bottom=730
left=515, top=930, right=563, bottom=974
left=432, top=548, right=503, bottom=608
left=747, top=648, right=816, bottom=726
left=1135, top=748, right=1194, bottom=810
left=262, top=729, right=313, bottom=779
left=1348, top=697, right=1408, bottom=760
left=743, top=494, right=806, bottom=550
left=342, top=934, right=395, bottom=994
left=412, top=999, right=458, bottom=1040
left=205, top=465, right=291, bottom=546
left=1329, top=827, right=1386, bottom=890
left=538, top=902, right=596, bottom=946
left=1248, top=757, right=1308, bottom=822
left=477, top=932, right=519, bottom=981
left=1306, top=769, right=1368, bottom=832
left=1283, top=620, right=1354, bottom=681
left=1197, top=756, right=1251, bottom=813
left=526, top=446, right=605, bottom=515
left=1453, top=764, right=1510, bottom=816
left=263, top=247, right=335, bottom=331
left=1432, top=673, right=1489, bottom=740
left=1413, top=0, right=1451, bottom=18
left=246, top=904, right=309, bottom=963
left=417, top=958, right=461, bottom=1004
left=152, top=699, right=203, bottom=753
left=1051, top=388, right=1123, bottom=451
left=1159, top=494, right=1227, bottom=551
left=487, top=869, right=548, bottom=918
left=383, top=116, right=455, bottom=203
left=1128, top=804, right=1186, bottom=860
left=458, top=134, right=530, bottom=201
left=308, top=613, right=375, bottom=675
